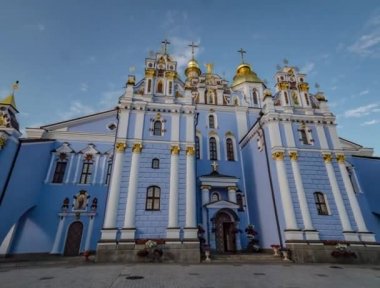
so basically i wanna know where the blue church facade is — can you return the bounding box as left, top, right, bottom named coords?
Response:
left=1, top=42, right=380, bottom=263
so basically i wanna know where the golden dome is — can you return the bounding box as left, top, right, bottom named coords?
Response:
left=232, top=63, right=262, bottom=87
left=315, top=92, right=327, bottom=102
left=185, top=59, right=201, bottom=77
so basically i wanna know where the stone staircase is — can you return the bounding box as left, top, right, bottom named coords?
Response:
left=207, top=252, right=286, bottom=264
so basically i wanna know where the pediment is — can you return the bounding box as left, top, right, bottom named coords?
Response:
left=205, top=200, right=239, bottom=209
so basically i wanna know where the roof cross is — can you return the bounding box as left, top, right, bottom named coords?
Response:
left=211, top=161, right=218, bottom=172
left=238, top=48, right=246, bottom=63
left=189, top=42, right=199, bottom=59
left=161, top=39, right=170, bottom=54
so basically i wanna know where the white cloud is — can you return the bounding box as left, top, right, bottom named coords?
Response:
left=59, top=101, right=96, bottom=120
left=80, top=83, right=88, bottom=92
left=361, top=119, right=380, bottom=126
left=99, top=89, right=123, bottom=109
left=38, top=24, right=45, bottom=31
left=344, top=103, right=379, bottom=118
left=348, top=12, right=380, bottom=57
left=359, top=89, right=370, bottom=96
left=301, top=62, right=315, bottom=74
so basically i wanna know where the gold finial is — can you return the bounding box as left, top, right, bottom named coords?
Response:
left=12, top=81, right=19, bottom=94
left=189, top=42, right=199, bottom=60
left=205, top=63, right=214, bottom=74
left=161, top=39, right=170, bottom=54
left=238, top=48, right=246, bottom=63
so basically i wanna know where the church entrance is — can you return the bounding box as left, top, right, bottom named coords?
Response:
left=215, top=211, right=236, bottom=253
left=64, top=221, right=83, bottom=256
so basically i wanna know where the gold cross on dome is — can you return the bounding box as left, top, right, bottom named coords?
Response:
left=238, top=48, right=246, bottom=63
left=161, top=39, right=170, bottom=54
left=211, top=161, right=218, bottom=172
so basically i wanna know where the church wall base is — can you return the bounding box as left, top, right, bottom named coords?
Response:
left=287, top=243, right=380, bottom=264
left=96, top=242, right=200, bottom=263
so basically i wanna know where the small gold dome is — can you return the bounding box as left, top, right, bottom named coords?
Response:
left=232, top=63, right=262, bottom=87
left=185, top=59, right=201, bottom=78
left=315, top=92, right=327, bottom=102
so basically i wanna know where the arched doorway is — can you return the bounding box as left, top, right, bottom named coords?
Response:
left=64, top=221, right=83, bottom=256
left=215, top=210, right=237, bottom=253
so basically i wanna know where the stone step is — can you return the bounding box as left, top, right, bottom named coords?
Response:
left=207, top=253, right=286, bottom=263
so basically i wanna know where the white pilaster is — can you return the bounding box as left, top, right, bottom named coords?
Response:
left=316, top=124, right=328, bottom=150
left=272, top=151, right=302, bottom=240
left=117, top=109, right=130, bottom=139
left=185, top=111, right=194, bottom=143
left=92, top=154, right=100, bottom=185
left=283, top=121, right=295, bottom=148
left=328, top=125, right=341, bottom=150
left=336, top=155, right=373, bottom=239
left=44, top=153, right=55, bottom=183
left=64, top=153, right=75, bottom=183
left=228, top=186, right=237, bottom=203
left=235, top=108, right=248, bottom=140
left=289, top=151, right=319, bottom=240
left=0, top=224, right=17, bottom=256
left=267, top=121, right=282, bottom=148
left=101, top=142, right=126, bottom=240
left=51, top=216, right=66, bottom=254
left=73, top=154, right=82, bottom=183
left=99, top=155, right=107, bottom=184
left=84, top=215, right=95, bottom=251
left=322, top=154, right=356, bottom=240
left=167, top=146, right=180, bottom=239
left=171, top=113, right=180, bottom=142
left=184, top=147, right=198, bottom=240
left=201, top=185, right=210, bottom=242
left=121, top=143, right=142, bottom=239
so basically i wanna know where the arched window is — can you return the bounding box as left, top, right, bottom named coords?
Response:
left=226, top=138, right=234, bottom=161
left=152, top=158, right=160, bottom=169
left=237, top=193, right=244, bottom=211
left=314, top=192, right=329, bottom=215
left=80, top=154, right=94, bottom=184
left=209, top=137, right=217, bottom=160
left=211, top=192, right=220, bottom=202
left=153, top=121, right=162, bottom=136
left=209, top=115, right=215, bottom=129
left=157, top=80, right=163, bottom=93
left=147, top=79, right=152, bottom=93
left=195, top=136, right=200, bottom=159
left=146, top=186, right=160, bottom=210
left=252, top=90, right=258, bottom=105
left=52, top=153, right=68, bottom=183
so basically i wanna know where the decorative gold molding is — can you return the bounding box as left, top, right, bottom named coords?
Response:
left=186, top=146, right=195, bottom=156
left=298, top=83, right=309, bottom=92
left=132, top=143, right=143, bottom=154
left=171, top=145, right=180, bottom=155
left=278, top=82, right=289, bottom=90
left=322, top=153, right=332, bottom=163
left=145, top=69, right=155, bottom=77
left=227, top=186, right=237, bottom=192
left=336, top=154, right=345, bottom=164
left=289, top=151, right=298, bottom=161
left=115, top=142, right=127, bottom=152
left=272, top=151, right=284, bottom=161
left=0, top=136, right=7, bottom=149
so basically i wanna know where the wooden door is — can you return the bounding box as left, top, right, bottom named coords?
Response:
left=64, top=221, right=83, bottom=256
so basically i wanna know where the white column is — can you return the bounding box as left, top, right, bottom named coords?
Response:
left=121, top=143, right=142, bottom=240
left=283, top=121, right=295, bottom=148
left=64, top=153, right=75, bottom=183
left=235, top=109, right=248, bottom=140
left=328, top=125, right=342, bottom=150
left=92, top=154, right=100, bottom=185
left=73, top=154, right=82, bottom=183
left=316, top=124, right=328, bottom=150
left=267, top=121, right=282, bottom=148
left=51, top=216, right=66, bottom=254
left=99, top=155, right=107, bottom=184
left=101, top=142, right=126, bottom=240
left=84, top=215, right=95, bottom=251
left=336, top=154, right=370, bottom=236
left=184, top=146, right=197, bottom=240
left=44, top=153, right=55, bottom=183
left=167, top=146, right=180, bottom=240
left=289, top=152, right=319, bottom=240
left=272, top=152, right=302, bottom=240
left=323, top=154, right=356, bottom=240
left=228, top=186, right=237, bottom=203
left=0, top=224, right=17, bottom=256
left=201, top=185, right=210, bottom=242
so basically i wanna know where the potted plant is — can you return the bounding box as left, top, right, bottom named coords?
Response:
left=270, top=244, right=281, bottom=256
left=280, top=247, right=291, bottom=261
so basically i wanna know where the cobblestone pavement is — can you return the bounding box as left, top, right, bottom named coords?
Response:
left=0, top=262, right=380, bottom=288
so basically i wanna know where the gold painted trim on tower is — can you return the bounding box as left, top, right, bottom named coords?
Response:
left=0, top=136, right=7, bottom=149
left=115, top=142, right=127, bottom=152
left=278, top=82, right=289, bottom=90
left=272, top=151, right=284, bottom=161
left=298, top=83, right=309, bottom=92
left=289, top=151, right=298, bottom=161
left=132, top=143, right=143, bottom=153
left=171, top=145, right=180, bottom=155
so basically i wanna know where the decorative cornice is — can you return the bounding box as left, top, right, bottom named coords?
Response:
left=336, top=154, right=345, bottom=164
left=272, top=151, right=284, bottom=161
left=132, top=143, right=143, bottom=154
left=200, top=185, right=211, bottom=190
left=115, top=142, right=127, bottom=152
left=289, top=151, right=298, bottom=161
left=186, top=146, right=195, bottom=156
left=171, top=145, right=180, bottom=155
left=322, top=153, right=332, bottom=163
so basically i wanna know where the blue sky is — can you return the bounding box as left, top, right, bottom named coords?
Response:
left=1, top=0, right=380, bottom=154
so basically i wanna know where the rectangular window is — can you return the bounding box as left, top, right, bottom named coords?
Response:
left=314, top=192, right=329, bottom=215
left=300, top=129, right=309, bottom=145
left=80, top=161, right=93, bottom=184
left=52, top=161, right=67, bottom=183
left=146, top=186, right=160, bottom=210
